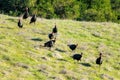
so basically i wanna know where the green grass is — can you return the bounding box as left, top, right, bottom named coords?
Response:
left=0, top=14, right=120, bottom=80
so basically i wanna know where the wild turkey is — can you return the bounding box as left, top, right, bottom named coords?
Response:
left=52, top=24, right=57, bottom=34
left=96, top=53, right=103, bottom=66
left=48, top=33, right=54, bottom=40
left=30, top=14, right=37, bottom=24
left=44, top=40, right=54, bottom=50
left=44, top=37, right=56, bottom=50
left=23, top=7, right=29, bottom=19
left=72, top=53, right=83, bottom=61
left=18, top=19, right=23, bottom=28
left=68, top=44, right=78, bottom=51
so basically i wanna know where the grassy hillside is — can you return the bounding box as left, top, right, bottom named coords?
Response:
left=0, top=14, right=120, bottom=80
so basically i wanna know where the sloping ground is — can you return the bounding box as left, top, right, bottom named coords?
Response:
left=0, top=14, right=120, bottom=80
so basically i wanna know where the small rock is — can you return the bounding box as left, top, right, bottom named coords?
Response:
left=79, top=43, right=88, bottom=50
left=20, top=70, right=32, bottom=76
left=34, top=45, right=40, bottom=50
left=92, top=32, right=101, bottom=37
left=100, top=74, right=114, bottom=80
left=41, top=56, right=50, bottom=61
left=39, top=64, right=48, bottom=70
left=38, top=69, right=49, bottom=76
left=34, top=64, right=53, bottom=72
left=51, top=76, right=63, bottom=80
left=48, top=76, right=64, bottom=80
left=59, top=69, right=67, bottom=74
left=15, top=62, right=29, bottom=69
left=2, top=71, right=9, bottom=75
left=2, top=69, right=12, bottom=75
left=52, top=53, right=63, bottom=59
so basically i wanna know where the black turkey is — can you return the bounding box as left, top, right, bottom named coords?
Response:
left=72, top=53, right=83, bottom=61
left=68, top=44, right=78, bottom=51
left=30, top=14, right=37, bottom=24
left=18, top=19, right=23, bottom=28
left=48, top=33, right=54, bottom=40
left=96, top=53, right=103, bottom=66
left=52, top=24, right=57, bottom=34
left=44, top=40, right=54, bottom=50
left=23, top=7, right=29, bottom=19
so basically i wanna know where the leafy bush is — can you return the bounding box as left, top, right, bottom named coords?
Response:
left=0, top=0, right=119, bottom=22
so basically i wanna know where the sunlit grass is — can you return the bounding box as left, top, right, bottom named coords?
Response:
left=0, top=14, right=120, bottom=80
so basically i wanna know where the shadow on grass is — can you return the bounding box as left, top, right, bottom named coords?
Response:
left=57, top=59, right=68, bottom=62
left=0, top=26, right=14, bottom=29
left=6, top=18, right=17, bottom=23
left=80, top=63, right=91, bottom=67
left=31, top=38, right=43, bottom=42
left=55, top=48, right=66, bottom=53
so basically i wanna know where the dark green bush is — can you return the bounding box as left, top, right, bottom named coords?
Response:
left=0, top=0, right=119, bottom=23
